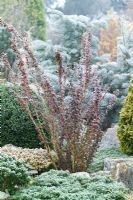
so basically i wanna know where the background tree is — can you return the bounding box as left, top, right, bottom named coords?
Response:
left=126, top=0, right=133, bottom=19
left=99, top=15, right=120, bottom=61
left=60, top=0, right=111, bottom=16
left=111, top=0, right=127, bottom=11
left=0, top=0, right=46, bottom=40
left=46, top=0, right=56, bottom=8
left=58, top=0, right=127, bottom=17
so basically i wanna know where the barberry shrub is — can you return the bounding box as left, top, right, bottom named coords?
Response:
left=117, top=75, right=133, bottom=155
left=0, top=19, right=115, bottom=172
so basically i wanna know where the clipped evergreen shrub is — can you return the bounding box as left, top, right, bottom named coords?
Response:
left=117, top=76, right=133, bottom=155
left=0, top=153, right=30, bottom=194
left=12, top=170, right=129, bottom=200
left=0, top=85, right=40, bottom=148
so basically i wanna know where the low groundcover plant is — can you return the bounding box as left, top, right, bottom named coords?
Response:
left=12, top=170, right=129, bottom=200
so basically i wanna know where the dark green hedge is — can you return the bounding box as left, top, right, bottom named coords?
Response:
left=0, top=85, right=40, bottom=148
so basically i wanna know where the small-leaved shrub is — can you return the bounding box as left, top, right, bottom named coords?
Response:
left=0, top=145, right=58, bottom=172
left=0, top=154, right=30, bottom=194
left=12, top=170, right=129, bottom=200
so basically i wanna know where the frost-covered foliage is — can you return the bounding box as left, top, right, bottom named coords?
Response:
left=92, top=16, right=133, bottom=123
left=48, top=10, right=99, bottom=63
left=89, top=146, right=128, bottom=172
left=32, top=11, right=125, bottom=128
left=34, top=11, right=124, bottom=68
left=59, top=0, right=127, bottom=16
left=12, top=170, right=129, bottom=200
left=32, top=10, right=109, bottom=95
left=35, top=10, right=102, bottom=65
left=33, top=10, right=115, bottom=69
left=94, top=61, right=130, bottom=123
left=0, top=154, right=30, bottom=194
left=117, top=20, right=133, bottom=72
left=32, top=10, right=109, bottom=91
left=32, top=39, right=70, bottom=89
left=32, top=40, right=69, bottom=93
